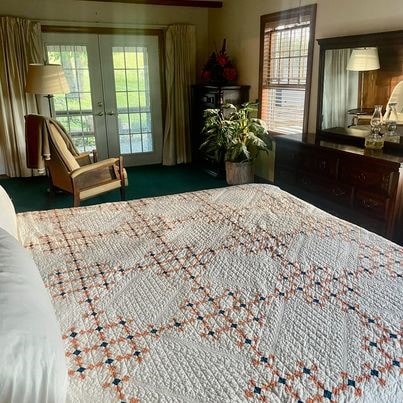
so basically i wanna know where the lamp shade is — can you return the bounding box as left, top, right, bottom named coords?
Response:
left=25, top=64, right=70, bottom=95
left=346, top=47, right=380, bottom=72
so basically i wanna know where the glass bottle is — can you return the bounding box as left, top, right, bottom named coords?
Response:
left=383, top=102, right=399, bottom=138
left=365, top=105, right=384, bottom=150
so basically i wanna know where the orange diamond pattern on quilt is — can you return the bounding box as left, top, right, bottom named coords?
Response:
left=17, top=184, right=402, bottom=402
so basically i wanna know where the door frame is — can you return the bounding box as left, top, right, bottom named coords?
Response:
left=43, top=32, right=110, bottom=159
left=42, top=25, right=166, bottom=164
left=99, top=34, right=164, bottom=165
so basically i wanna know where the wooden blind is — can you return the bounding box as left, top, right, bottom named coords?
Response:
left=260, top=8, right=315, bottom=135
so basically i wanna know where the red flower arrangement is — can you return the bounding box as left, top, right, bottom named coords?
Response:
left=201, top=39, right=238, bottom=84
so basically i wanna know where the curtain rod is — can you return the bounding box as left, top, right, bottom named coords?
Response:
left=76, top=0, right=222, bottom=8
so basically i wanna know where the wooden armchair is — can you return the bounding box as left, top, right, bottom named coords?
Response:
left=25, top=114, right=127, bottom=207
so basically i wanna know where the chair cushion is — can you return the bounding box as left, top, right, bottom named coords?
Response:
left=49, top=123, right=80, bottom=172
left=0, top=228, right=68, bottom=403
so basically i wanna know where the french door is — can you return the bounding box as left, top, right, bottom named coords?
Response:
left=43, top=33, right=163, bottom=166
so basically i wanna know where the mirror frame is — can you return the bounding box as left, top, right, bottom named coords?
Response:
left=316, top=30, right=403, bottom=150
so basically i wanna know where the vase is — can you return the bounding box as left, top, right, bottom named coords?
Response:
left=366, top=105, right=384, bottom=150
left=384, top=102, right=399, bottom=138
left=225, top=161, right=254, bottom=185
left=370, top=105, right=383, bottom=135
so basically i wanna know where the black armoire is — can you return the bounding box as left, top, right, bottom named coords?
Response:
left=191, top=84, right=250, bottom=175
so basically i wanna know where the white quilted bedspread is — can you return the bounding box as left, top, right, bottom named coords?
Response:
left=17, top=184, right=402, bottom=402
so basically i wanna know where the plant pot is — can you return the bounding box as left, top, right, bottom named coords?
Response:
left=225, top=161, right=254, bottom=185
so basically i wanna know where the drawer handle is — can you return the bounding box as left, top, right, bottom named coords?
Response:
left=362, top=199, right=378, bottom=209
left=332, top=187, right=345, bottom=197
left=358, top=172, right=366, bottom=182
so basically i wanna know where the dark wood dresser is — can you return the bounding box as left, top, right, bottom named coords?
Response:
left=274, top=136, right=403, bottom=245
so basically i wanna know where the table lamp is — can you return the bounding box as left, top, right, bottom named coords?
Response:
left=25, top=64, right=70, bottom=117
left=346, top=47, right=380, bottom=112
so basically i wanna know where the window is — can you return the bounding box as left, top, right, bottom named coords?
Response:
left=46, top=44, right=96, bottom=153
left=259, top=5, right=316, bottom=136
left=112, top=45, right=153, bottom=154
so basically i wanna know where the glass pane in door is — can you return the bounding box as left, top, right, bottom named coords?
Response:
left=46, top=45, right=96, bottom=153
left=112, top=46, right=153, bottom=154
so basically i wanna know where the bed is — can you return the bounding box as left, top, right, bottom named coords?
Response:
left=4, top=184, right=403, bottom=402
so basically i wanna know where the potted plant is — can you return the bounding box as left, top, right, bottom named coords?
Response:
left=200, top=102, right=272, bottom=185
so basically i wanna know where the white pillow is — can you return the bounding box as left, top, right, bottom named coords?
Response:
left=0, top=185, right=18, bottom=239
left=0, top=228, right=68, bottom=403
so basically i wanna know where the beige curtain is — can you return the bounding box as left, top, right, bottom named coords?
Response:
left=0, top=16, right=42, bottom=177
left=322, top=48, right=358, bottom=128
left=162, top=24, right=196, bottom=166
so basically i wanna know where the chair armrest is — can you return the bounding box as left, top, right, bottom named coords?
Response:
left=75, top=152, right=92, bottom=166
left=70, top=158, right=120, bottom=179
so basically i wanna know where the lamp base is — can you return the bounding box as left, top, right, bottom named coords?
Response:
left=45, top=94, right=54, bottom=118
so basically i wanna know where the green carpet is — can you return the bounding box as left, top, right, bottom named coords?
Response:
left=0, top=164, right=227, bottom=213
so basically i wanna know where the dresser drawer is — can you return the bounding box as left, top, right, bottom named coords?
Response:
left=354, top=190, right=389, bottom=220
left=339, top=161, right=394, bottom=196
left=300, top=150, right=339, bottom=179
left=275, top=167, right=297, bottom=186
left=275, top=140, right=301, bottom=170
left=299, top=174, right=352, bottom=205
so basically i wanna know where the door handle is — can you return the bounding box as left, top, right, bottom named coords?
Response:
left=106, top=111, right=116, bottom=116
left=95, top=111, right=104, bottom=116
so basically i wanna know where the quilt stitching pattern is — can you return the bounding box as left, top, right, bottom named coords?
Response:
left=17, top=184, right=402, bottom=402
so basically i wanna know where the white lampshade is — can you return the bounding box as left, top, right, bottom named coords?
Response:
left=25, top=64, right=70, bottom=95
left=346, top=47, right=380, bottom=72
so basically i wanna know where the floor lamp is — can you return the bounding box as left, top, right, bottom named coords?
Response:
left=346, top=47, right=380, bottom=112
left=25, top=64, right=70, bottom=118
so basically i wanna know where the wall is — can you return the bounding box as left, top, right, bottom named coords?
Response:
left=208, top=0, right=403, bottom=180
left=2, top=0, right=402, bottom=177
left=0, top=0, right=208, bottom=70
left=0, top=0, right=209, bottom=175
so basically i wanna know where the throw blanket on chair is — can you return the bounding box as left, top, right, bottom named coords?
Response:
left=25, top=114, right=80, bottom=170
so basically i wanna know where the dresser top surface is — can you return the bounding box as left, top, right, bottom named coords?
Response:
left=274, top=134, right=403, bottom=166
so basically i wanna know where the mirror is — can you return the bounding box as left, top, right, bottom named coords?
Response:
left=316, top=30, right=403, bottom=151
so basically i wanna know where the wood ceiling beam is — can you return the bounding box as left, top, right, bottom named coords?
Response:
left=77, top=0, right=223, bottom=8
